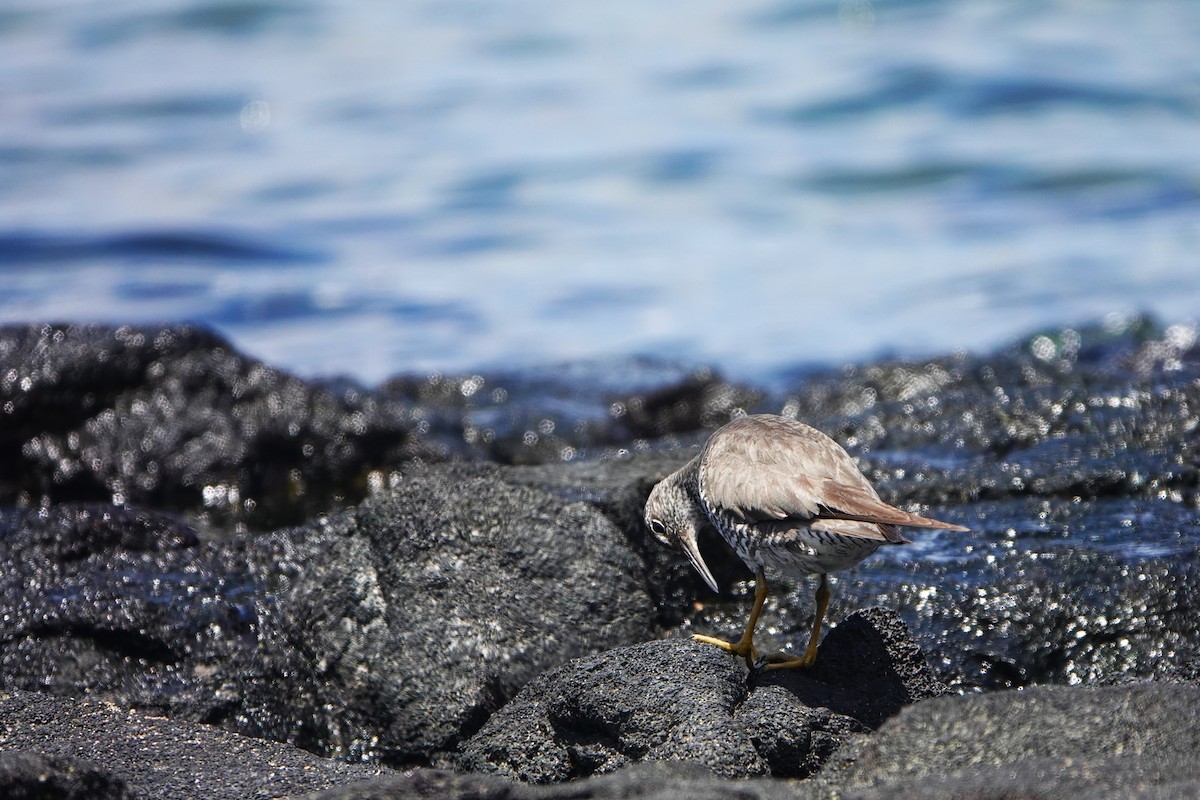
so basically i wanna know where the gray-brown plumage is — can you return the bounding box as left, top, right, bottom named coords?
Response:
left=644, top=414, right=967, bottom=669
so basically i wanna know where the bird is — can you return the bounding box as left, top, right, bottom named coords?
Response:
left=644, top=413, right=967, bottom=670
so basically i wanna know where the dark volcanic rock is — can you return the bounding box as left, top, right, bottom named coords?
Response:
left=379, top=359, right=762, bottom=466
left=826, top=682, right=1200, bottom=799
left=0, top=465, right=657, bottom=764
left=458, top=608, right=941, bottom=782
left=5, top=318, right=1200, bottom=798
left=0, top=324, right=768, bottom=526
left=6, top=318, right=1193, bottom=528
left=0, top=323, right=424, bottom=529
left=753, top=607, right=946, bottom=729
left=0, top=501, right=198, bottom=560
left=696, top=495, right=1200, bottom=692
left=772, top=318, right=1200, bottom=510
left=500, top=454, right=749, bottom=627
left=0, top=503, right=260, bottom=711
left=611, top=367, right=764, bottom=440
left=276, top=464, right=657, bottom=761
left=301, top=761, right=809, bottom=800
left=0, top=751, right=133, bottom=800
left=0, top=690, right=392, bottom=800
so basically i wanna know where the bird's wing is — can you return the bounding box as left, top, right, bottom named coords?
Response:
left=699, top=415, right=968, bottom=543
left=811, top=518, right=909, bottom=544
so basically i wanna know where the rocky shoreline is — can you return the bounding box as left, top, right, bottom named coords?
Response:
left=1, top=320, right=1197, bottom=798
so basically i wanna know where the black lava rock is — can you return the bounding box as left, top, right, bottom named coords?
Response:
left=5, top=318, right=1200, bottom=799
left=500, top=453, right=746, bottom=627
left=786, top=496, right=1200, bottom=691
left=0, top=503, right=258, bottom=710
left=611, top=367, right=764, bottom=440
left=0, top=689, right=392, bottom=800
left=826, top=682, right=1200, bottom=799
left=0, top=751, right=133, bottom=800
left=273, top=463, right=658, bottom=762
left=771, top=318, right=1200, bottom=510
left=299, top=761, right=809, bottom=800
left=458, top=608, right=941, bottom=782
left=0, top=323, right=421, bottom=529
left=0, top=464, right=657, bottom=765
left=752, top=606, right=947, bottom=729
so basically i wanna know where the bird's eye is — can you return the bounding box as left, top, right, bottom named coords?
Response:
left=649, top=519, right=667, bottom=535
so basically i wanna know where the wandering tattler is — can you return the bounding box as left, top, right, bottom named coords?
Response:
left=644, top=414, right=967, bottom=670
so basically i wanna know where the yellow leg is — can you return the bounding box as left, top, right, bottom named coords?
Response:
left=692, top=566, right=767, bottom=664
left=764, top=573, right=830, bottom=670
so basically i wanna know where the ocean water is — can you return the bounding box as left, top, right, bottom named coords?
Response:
left=2, top=0, right=1199, bottom=385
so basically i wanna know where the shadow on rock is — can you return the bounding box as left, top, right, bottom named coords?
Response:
left=753, top=607, right=946, bottom=729
left=458, top=608, right=942, bottom=782
left=0, top=751, right=133, bottom=800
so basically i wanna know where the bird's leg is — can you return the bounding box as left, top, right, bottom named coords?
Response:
left=765, top=573, right=830, bottom=670
left=692, top=566, right=767, bottom=664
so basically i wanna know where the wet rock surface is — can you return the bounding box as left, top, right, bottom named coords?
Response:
left=0, top=502, right=262, bottom=717
left=2, top=318, right=1199, bottom=798
left=687, top=494, right=1200, bottom=693
left=0, top=323, right=421, bottom=530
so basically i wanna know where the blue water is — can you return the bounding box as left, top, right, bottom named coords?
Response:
left=2, top=1, right=1199, bottom=384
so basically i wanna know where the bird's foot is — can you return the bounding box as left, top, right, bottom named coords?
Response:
left=761, top=648, right=817, bottom=671
left=691, top=633, right=761, bottom=664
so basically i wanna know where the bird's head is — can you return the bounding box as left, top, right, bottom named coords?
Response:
left=644, top=475, right=719, bottom=592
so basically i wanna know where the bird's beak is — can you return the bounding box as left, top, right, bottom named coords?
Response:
left=678, top=527, right=719, bottom=593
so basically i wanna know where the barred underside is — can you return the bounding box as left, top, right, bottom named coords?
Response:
left=696, top=472, right=882, bottom=576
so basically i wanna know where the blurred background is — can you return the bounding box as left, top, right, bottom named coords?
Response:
left=2, top=0, right=1198, bottom=385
